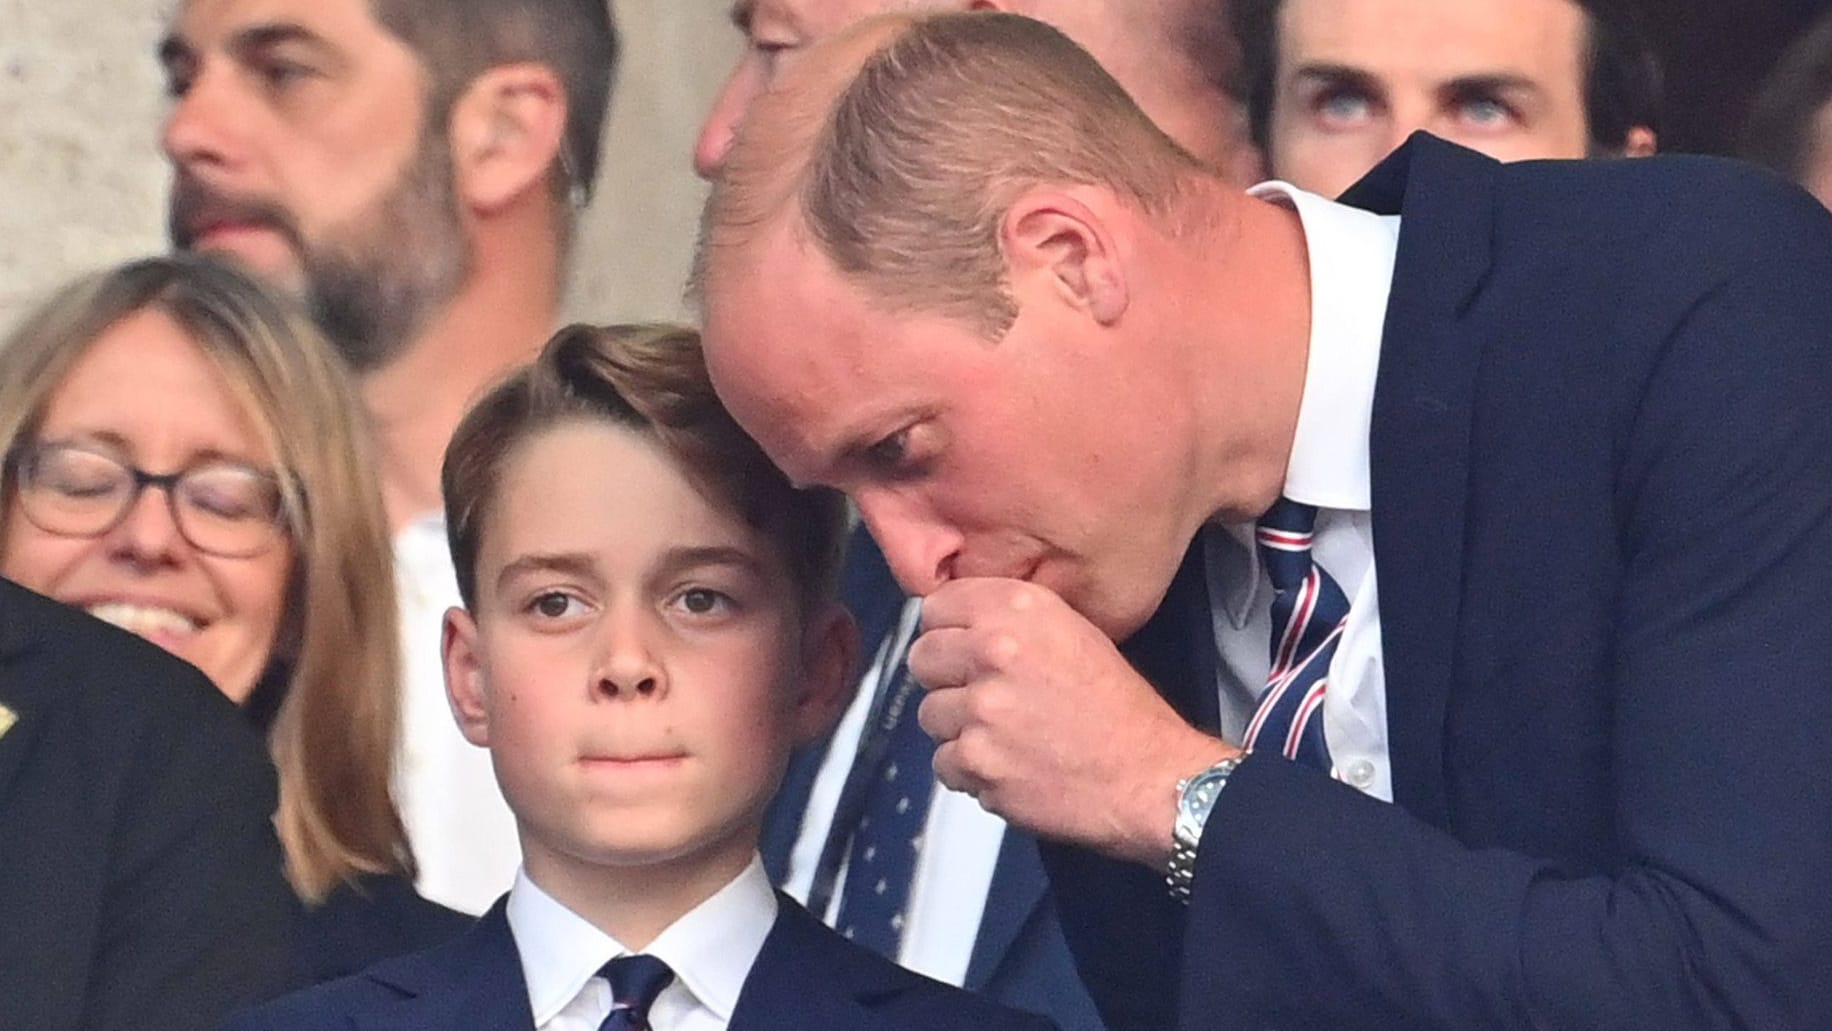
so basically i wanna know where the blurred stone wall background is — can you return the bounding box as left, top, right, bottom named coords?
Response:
left=0, top=0, right=738, bottom=331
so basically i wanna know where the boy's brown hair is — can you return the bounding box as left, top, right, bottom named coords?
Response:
left=442, top=322, right=848, bottom=614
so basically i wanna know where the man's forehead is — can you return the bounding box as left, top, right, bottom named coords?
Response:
left=702, top=227, right=889, bottom=468
left=1280, top=0, right=1587, bottom=72
left=171, top=0, right=384, bottom=44
left=734, top=0, right=944, bottom=39
left=704, top=220, right=845, bottom=369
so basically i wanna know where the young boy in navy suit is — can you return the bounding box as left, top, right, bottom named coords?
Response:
left=227, top=324, right=1057, bottom=1031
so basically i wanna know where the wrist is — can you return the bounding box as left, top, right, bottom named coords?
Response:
left=1128, top=734, right=1239, bottom=869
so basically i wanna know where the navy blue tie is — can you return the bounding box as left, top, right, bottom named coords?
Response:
left=1246, top=498, right=1343, bottom=770
left=597, top=954, right=674, bottom=1031
left=833, top=661, right=934, bottom=958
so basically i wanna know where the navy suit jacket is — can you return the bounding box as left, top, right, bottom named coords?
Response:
left=761, top=524, right=1107, bottom=1031
left=1043, top=136, right=1832, bottom=1030
left=225, top=892, right=1058, bottom=1030
left=0, top=578, right=293, bottom=1030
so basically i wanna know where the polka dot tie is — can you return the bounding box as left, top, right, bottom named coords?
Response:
left=833, top=663, right=934, bottom=958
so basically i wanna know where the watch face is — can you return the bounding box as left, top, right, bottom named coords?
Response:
left=1179, top=762, right=1235, bottom=823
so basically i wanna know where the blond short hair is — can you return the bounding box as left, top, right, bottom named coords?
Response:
left=0, top=255, right=408, bottom=903
left=696, top=11, right=1207, bottom=338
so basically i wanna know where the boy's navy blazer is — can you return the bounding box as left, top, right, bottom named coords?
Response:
left=760, top=525, right=1104, bottom=1031
left=225, top=893, right=1059, bottom=1031
left=1041, top=136, right=1832, bottom=1029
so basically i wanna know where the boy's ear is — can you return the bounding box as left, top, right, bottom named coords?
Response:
left=448, top=62, right=569, bottom=215
left=791, top=603, right=861, bottom=746
left=442, top=606, right=493, bottom=747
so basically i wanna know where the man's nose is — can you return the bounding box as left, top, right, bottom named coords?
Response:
left=693, top=62, right=763, bottom=180
left=856, top=494, right=961, bottom=598
left=161, top=68, right=242, bottom=172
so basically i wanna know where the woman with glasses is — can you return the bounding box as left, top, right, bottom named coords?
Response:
left=0, top=254, right=468, bottom=986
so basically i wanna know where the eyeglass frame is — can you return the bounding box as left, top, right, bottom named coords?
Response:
left=4, top=439, right=297, bottom=559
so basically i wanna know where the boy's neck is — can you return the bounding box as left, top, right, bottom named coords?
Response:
left=520, top=839, right=759, bottom=951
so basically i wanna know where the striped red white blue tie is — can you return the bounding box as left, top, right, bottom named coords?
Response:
left=1245, top=498, right=1342, bottom=771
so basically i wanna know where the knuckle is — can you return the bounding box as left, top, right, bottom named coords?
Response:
left=932, top=742, right=968, bottom=792
left=915, top=693, right=945, bottom=737
left=963, top=686, right=997, bottom=725
left=955, top=724, right=994, bottom=773
left=1009, top=579, right=1051, bottom=611
left=980, top=630, right=1022, bottom=668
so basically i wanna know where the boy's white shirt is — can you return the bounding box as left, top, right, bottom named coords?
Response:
left=508, top=855, right=778, bottom=1030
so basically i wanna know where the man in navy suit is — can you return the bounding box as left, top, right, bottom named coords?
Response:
left=696, top=5, right=1260, bottom=1028
left=693, top=11, right=1832, bottom=1030
left=228, top=324, right=1053, bottom=1030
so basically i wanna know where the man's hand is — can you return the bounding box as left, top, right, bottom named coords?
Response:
left=910, top=577, right=1238, bottom=868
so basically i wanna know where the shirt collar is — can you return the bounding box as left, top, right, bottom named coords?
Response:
left=1208, top=182, right=1399, bottom=627
left=507, top=856, right=779, bottom=1026
left=1247, top=179, right=1398, bottom=514
left=644, top=856, right=778, bottom=1021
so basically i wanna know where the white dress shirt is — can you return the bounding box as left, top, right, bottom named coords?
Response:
left=1205, top=182, right=1400, bottom=802
left=783, top=600, right=1005, bottom=986
left=507, top=857, right=779, bottom=1031
left=394, top=512, right=523, bottom=913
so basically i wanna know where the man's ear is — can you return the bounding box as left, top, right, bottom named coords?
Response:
left=791, top=603, right=861, bottom=746
left=1000, top=187, right=1130, bottom=326
left=442, top=606, right=493, bottom=747
left=448, top=62, right=569, bottom=214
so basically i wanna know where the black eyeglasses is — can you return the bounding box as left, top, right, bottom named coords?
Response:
left=9, top=441, right=290, bottom=559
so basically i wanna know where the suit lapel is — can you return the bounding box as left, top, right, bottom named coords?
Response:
left=354, top=899, right=534, bottom=1031
left=731, top=897, right=907, bottom=1031
left=1340, top=134, right=1497, bottom=827
left=961, top=830, right=1048, bottom=991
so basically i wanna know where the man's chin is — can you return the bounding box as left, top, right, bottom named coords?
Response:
left=1093, top=605, right=1153, bottom=643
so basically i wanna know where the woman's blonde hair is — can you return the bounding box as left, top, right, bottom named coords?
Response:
left=0, top=254, right=409, bottom=902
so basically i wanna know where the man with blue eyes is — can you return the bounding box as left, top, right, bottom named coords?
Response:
left=1231, top=0, right=1660, bottom=198
left=157, top=0, right=620, bottom=916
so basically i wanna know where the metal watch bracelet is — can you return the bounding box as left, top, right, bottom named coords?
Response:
left=1166, top=755, right=1244, bottom=904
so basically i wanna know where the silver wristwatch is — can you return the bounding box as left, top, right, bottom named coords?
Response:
left=1166, top=755, right=1244, bottom=904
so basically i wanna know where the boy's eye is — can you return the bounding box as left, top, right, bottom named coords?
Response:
left=676, top=588, right=732, bottom=616
left=531, top=592, right=577, bottom=619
